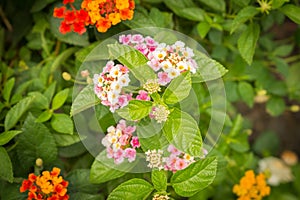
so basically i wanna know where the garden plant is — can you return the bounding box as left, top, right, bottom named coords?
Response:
left=0, top=0, right=300, bottom=199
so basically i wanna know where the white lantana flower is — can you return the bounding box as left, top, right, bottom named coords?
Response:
left=258, top=157, right=294, bottom=186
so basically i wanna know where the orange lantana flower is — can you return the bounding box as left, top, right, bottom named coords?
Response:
left=20, top=167, right=69, bottom=200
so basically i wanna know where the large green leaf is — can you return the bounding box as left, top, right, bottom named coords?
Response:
left=238, top=23, right=260, bottom=65
left=71, top=85, right=100, bottom=116
left=51, top=113, right=74, bottom=134
left=108, top=43, right=156, bottom=84
left=192, top=50, right=228, bottom=82
left=3, top=78, right=15, bottom=102
left=163, top=72, right=191, bottom=104
left=238, top=82, right=254, bottom=107
left=107, top=178, right=154, bottom=200
left=280, top=4, right=300, bottom=24
left=66, top=169, right=101, bottom=194
left=52, top=88, right=70, bottom=110
left=53, top=133, right=82, bottom=147
left=117, top=100, right=153, bottom=121
left=90, top=151, right=133, bottom=184
left=230, top=6, right=259, bottom=33
left=152, top=170, right=167, bottom=192
left=272, top=0, right=289, bottom=9
left=162, top=108, right=202, bottom=156
left=196, top=0, right=225, bottom=12
left=28, top=92, right=49, bottom=110
left=171, top=157, right=217, bottom=197
left=4, top=96, right=35, bottom=131
left=0, top=130, right=22, bottom=146
left=0, top=147, right=13, bottom=183
left=266, top=96, right=286, bottom=116
left=43, top=81, right=57, bottom=102
left=16, top=114, right=57, bottom=170
left=123, top=7, right=174, bottom=29
left=137, top=119, right=168, bottom=152
left=163, top=0, right=204, bottom=21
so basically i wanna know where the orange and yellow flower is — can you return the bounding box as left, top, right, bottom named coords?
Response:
left=81, top=0, right=135, bottom=32
left=233, top=170, right=271, bottom=200
left=20, top=167, right=69, bottom=200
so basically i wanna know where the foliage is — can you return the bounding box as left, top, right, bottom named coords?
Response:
left=0, top=0, right=300, bottom=199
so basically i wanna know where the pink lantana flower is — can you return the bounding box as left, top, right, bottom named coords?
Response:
left=124, top=148, right=136, bottom=162
left=158, top=72, right=171, bottom=86
left=136, top=90, right=151, bottom=101
left=130, top=136, right=140, bottom=148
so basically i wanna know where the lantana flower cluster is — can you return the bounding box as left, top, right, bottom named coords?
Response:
left=145, top=145, right=206, bottom=172
left=53, top=0, right=135, bottom=34
left=101, top=120, right=140, bottom=164
left=93, top=61, right=132, bottom=112
left=233, top=170, right=271, bottom=200
left=53, top=0, right=89, bottom=34
left=20, top=167, right=69, bottom=200
left=119, top=34, right=198, bottom=86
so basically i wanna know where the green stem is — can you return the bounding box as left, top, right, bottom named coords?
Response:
left=284, top=54, right=300, bottom=63
left=7, top=141, right=18, bottom=152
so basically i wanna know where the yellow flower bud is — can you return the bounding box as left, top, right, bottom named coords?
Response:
left=35, top=158, right=43, bottom=167
left=62, top=72, right=72, bottom=81
left=290, top=105, right=300, bottom=112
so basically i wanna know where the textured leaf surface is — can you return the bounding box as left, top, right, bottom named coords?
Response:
left=171, top=157, right=217, bottom=197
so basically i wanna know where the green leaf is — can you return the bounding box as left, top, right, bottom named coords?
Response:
left=272, top=0, right=289, bottom=9
left=3, top=78, right=15, bottom=102
left=90, top=151, right=131, bottom=184
left=50, top=47, right=79, bottom=73
left=163, top=0, right=204, bottom=21
left=28, top=92, right=49, bottom=110
left=177, top=8, right=205, bottom=21
left=36, top=110, right=53, bottom=123
left=123, top=7, right=174, bottom=29
left=228, top=114, right=243, bottom=137
left=137, top=120, right=168, bottom=152
left=0, top=147, right=13, bottom=183
left=152, top=170, right=167, bottom=192
left=52, top=88, right=69, bottom=110
left=43, top=81, right=57, bottom=102
left=238, top=23, right=260, bottom=65
left=197, top=21, right=211, bottom=38
left=117, top=100, right=153, bottom=121
left=286, top=63, right=300, bottom=100
left=108, top=43, right=156, bottom=83
left=16, top=114, right=57, bottom=170
left=4, top=96, right=35, bottom=131
left=231, top=6, right=259, bottom=33
left=192, top=50, right=228, bottom=82
left=107, top=178, right=154, bottom=200
left=253, top=131, right=280, bottom=156
left=171, top=157, right=217, bottom=197
left=66, top=169, right=101, bottom=194
left=162, top=108, right=202, bottom=156
left=71, top=85, right=100, bottom=116
left=280, top=4, right=300, bottom=24
left=0, top=130, right=22, bottom=146
left=53, top=133, right=82, bottom=147
left=51, top=113, right=74, bottom=134
left=273, top=44, right=294, bottom=57
left=71, top=193, right=105, bottom=200
left=228, top=132, right=250, bottom=153
left=163, top=72, right=192, bottom=104
left=50, top=15, right=89, bottom=46
left=266, top=96, right=286, bottom=116
left=196, top=0, right=225, bottom=12
left=238, top=82, right=254, bottom=107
